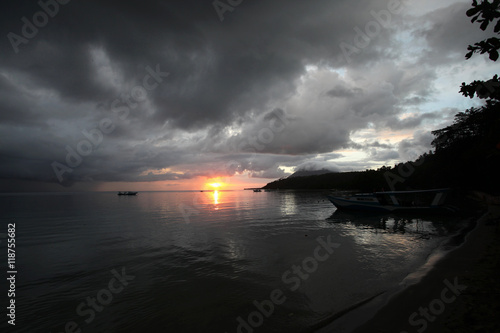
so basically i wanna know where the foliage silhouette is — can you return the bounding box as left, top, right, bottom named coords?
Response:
left=461, top=0, right=500, bottom=99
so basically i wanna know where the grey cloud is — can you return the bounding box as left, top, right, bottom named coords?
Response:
left=413, top=2, right=497, bottom=64
left=325, top=85, right=363, bottom=98
left=398, top=130, right=434, bottom=161
left=369, top=149, right=400, bottom=161
left=351, top=141, right=394, bottom=150
left=385, top=111, right=442, bottom=130
left=403, top=96, right=429, bottom=105
left=295, top=161, right=340, bottom=172
left=318, top=152, right=345, bottom=160
left=0, top=0, right=491, bottom=190
left=249, top=167, right=290, bottom=179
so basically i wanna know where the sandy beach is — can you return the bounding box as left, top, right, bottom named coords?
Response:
left=348, top=209, right=500, bottom=333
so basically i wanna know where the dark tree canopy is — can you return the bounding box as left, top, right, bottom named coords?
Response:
left=431, top=102, right=500, bottom=152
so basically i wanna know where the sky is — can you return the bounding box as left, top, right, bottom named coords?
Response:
left=0, top=0, right=497, bottom=192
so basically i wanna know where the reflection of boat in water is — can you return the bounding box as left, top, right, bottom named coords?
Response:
left=326, top=209, right=455, bottom=237
left=117, top=191, right=138, bottom=196
left=326, top=188, right=454, bottom=213
left=327, top=210, right=413, bottom=232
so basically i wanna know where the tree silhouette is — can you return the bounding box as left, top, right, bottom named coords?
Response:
left=431, top=1, right=500, bottom=193
left=460, top=0, right=500, bottom=100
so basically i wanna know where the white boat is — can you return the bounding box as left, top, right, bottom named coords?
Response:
left=326, top=188, right=452, bottom=213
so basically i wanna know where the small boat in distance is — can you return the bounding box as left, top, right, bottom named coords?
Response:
left=253, top=189, right=262, bottom=192
left=327, top=188, right=453, bottom=213
left=117, top=191, right=138, bottom=196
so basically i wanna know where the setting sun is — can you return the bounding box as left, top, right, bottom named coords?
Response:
left=208, top=182, right=222, bottom=188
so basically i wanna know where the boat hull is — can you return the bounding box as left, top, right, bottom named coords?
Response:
left=326, top=195, right=447, bottom=213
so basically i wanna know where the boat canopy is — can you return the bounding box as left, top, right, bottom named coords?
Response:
left=372, top=188, right=450, bottom=195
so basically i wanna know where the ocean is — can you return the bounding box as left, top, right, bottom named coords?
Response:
left=0, top=190, right=468, bottom=332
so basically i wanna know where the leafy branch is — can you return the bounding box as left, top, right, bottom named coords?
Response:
left=460, top=75, right=500, bottom=100
left=462, top=1, right=500, bottom=100
left=466, top=0, right=500, bottom=32
left=466, top=37, right=500, bottom=60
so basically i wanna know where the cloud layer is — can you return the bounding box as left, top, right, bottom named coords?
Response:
left=0, top=0, right=494, bottom=190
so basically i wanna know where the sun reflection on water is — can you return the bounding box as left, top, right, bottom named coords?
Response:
left=213, top=190, right=219, bottom=206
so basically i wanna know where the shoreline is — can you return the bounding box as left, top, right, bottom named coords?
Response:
left=315, top=211, right=500, bottom=333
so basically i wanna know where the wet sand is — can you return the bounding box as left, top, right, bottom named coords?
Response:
left=313, top=208, right=500, bottom=333
left=349, top=212, right=500, bottom=333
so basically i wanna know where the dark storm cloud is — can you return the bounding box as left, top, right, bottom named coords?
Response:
left=0, top=0, right=488, bottom=190
left=0, top=73, right=44, bottom=125
left=0, top=0, right=399, bottom=127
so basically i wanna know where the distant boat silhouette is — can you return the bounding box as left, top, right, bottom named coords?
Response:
left=117, top=191, right=138, bottom=196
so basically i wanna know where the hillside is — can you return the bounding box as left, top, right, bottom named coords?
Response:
left=263, top=170, right=387, bottom=191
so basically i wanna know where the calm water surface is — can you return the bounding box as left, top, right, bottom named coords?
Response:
left=0, top=191, right=466, bottom=332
